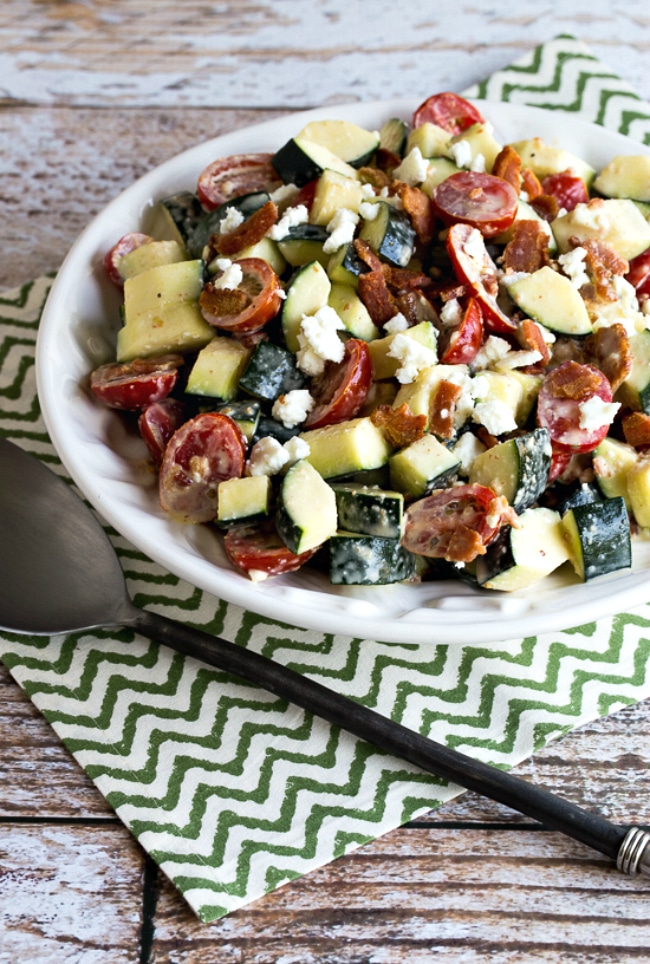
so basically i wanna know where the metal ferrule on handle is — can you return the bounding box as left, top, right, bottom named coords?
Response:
left=617, top=827, right=650, bottom=876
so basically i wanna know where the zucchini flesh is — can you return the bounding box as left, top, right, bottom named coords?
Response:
left=275, top=460, right=337, bottom=554
left=187, top=191, right=270, bottom=258
left=561, top=497, right=631, bottom=581
left=476, top=507, right=570, bottom=591
left=359, top=201, right=416, bottom=267
left=332, top=484, right=403, bottom=538
left=238, top=341, right=305, bottom=402
left=468, top=427, right=551, bottom=513
left=281, top=260, right=331, bottom=353
left=329, top=533, right=415, bottom=585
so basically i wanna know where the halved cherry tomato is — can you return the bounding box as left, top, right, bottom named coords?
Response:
left=446, top=223, right=516, bottom=333
left=197, top=153, right=283, bottom=211
left=413, top=93, right=485, bottom=135
left=537, top=360, right=616, bottom=454
left=293, top=178, right=319, bottom=212
left=103, top=232, right=154, bottom=287
left=90, top=355, right=183, bottom=411
left=159, top=412, right=246, bottom=523
left=626, top=247, right=650, bottom=300
left=138, top=397, right=190, bottom=465
left=303, top=338, right=372, bottom=429
left=432, top=171, right=519, bottom=238
left=199, top=257, right=284, bottom=334
left=547, top=447, right=572, bottom=483
left=438, top=298, right=484, bottom=365
left=401, top=483, right=517, bottom=564
left=224, top=520, right=319, bottom=579
left=540, top=171, right=589, bottom=212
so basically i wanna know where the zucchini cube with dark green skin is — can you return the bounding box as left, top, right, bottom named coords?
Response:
left=216, top=475, right=272, bottom=529
left=275, top=460, right=338, bottom=554
left=468, top=427, right=551, bottom=514
left=158, top=191, right=204, bottom=248
left=238, top=341, right=306, bottom=402
left=389, top=434, right=460, bottom=498
left=358, top=201, right=416, bottom=267
left=561, top=497, right=631, bottom=581
left=378, top=117, right=408, bottom=156
left=277, top=224, right=330, bottom=268
left=212, top=400, right=261, bottom=442
left=331, top=484, right=404, bottom=538
left=329, top=533, right=416, bottom=585
left=476, top=507, right=570, bottom=592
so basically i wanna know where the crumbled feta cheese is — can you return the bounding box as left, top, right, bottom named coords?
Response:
left=565, top=200, right=607, bottom=232
left=494, top=349, right=542, bottom=370
left=449, top=139, right=472, bottom=169
left=283, top=435, right=310, bottom=465
left=271, top=389, right=315, bottom=429
left=578, top=395, right=620, bottom=431
left=213, top=258, right=243, bottom=290
left=393, top=147, right=430, bottom=186
left=440, top=298, right=463, bottom=327
left=359, top=200, right=380, bottom=221
left=558, top=246, right=589, bottom=289
left=267, top=204, right=309, bottom=240
left=472, top=400, right=518, bottom=436
left=218, top=207, right=245, bottom=234
left=500, top=270, right=530, bottom=288
left=471, top=335, right=512, bottom=371
left=470, top=153, right=486, bottom=173
left=296, top=305, right=346, bottom=375
left=247, top=436, right=290, bottom=476
left=361, top=182, right=376, bottom=198
left=383, top=312, right=409, bottom=334
left=387, top=333, right=438, bottom=384
left=323, top=207, right=359, bottom=253
left=451, top=432, right=488, bottom=476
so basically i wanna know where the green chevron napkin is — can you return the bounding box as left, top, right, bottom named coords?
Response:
left=2, top=35, right=650, bottom=923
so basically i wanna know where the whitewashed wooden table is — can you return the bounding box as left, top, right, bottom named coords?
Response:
left=1, top=2, right=650, bottom=960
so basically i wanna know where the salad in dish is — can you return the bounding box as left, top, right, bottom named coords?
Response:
left=88, top=91, right=650, bottom=594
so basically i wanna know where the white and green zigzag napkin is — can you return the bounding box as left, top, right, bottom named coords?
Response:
left=2, top=36, right=650, bottom=923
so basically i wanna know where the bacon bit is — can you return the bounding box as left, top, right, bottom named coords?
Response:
left=530, top=193, right=560, bottom=222
left=503, top=220, right=551, bottom=274
left=385, top=264, right=431, bottom=292
left=547, top=360, right=604, bottom=401
left=573, top=237, right=629, bottom=302
left=371, top=402, right=426, bottom=447
left=354, top=238, right=384, bottom=272
left=357, top=268, right=397, bottom=325
left=395, top=183, right=435, bottom=245
left=216, top=200, right=278, bottom=256
left=375, top=148, right=402, bottom=176
left=429, top=380, right=463, bottom=439
left=357, top=166, right=392, bottom=191
left=394, top=290, right=439, bottom=326
left=521, top=167, right=543, bottom=200
left=517, top=318, right=551, bottom=366
left=446, top=526, right=487, bottom=562
left=622, top=411, right=650, bottom=448
left=492, top=145, right=522, bottom=192
left=475, top=425, right=500, bottom=449
left=491, top=495, right=522, bottom=531
left=199, top=283, right=248, bottom=316
left=584, top=323, right=632, bottom=393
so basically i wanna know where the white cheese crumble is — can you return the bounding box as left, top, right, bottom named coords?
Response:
left=359, top=200, right=380, bottom=221
left=387, top=333, right=438, bottom=384
left=471, top=335, right=512, bottom=371
left=451, top=432, right=487, bottom=476
left=270, top=183, right=299, bottom=206
left=383, top=312, right=409, bottom=334
left=393, top=146, right=430, bottom=186
left=247, top=436, right=290, bottom=477
left=361, top=182, right=376, bottom=198
left=267, top=203, right=309, bottom=240
left=283, top=435, right=310, bottom=465
left=470, top=153, right=486, bottom=173
left=213, top=258, right=243, bottom=290
left=564, top=201, right=608, bottom=232
left=500, top=270, right=530, bottom=289
left=558, top=246, right=589, bottom=289
left=218, top=207, right=244, bottom=234
left=296, top=305, right=346, bottom=375
left=578, top=395, right=620, bottom=431
left=472, top=400, right=518, bottom=436
left=449, top=138, right=472, bottom=169
left=271, top=389, right=315, bottom=429
left=323, top=207, right=359, bottom=253
left=494, top=349, right=542, bottom=371
left=440, top=298, right=463, bottom=327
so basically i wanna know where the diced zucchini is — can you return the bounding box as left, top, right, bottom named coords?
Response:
left=281, top=260, right=332, bottom=352
left=551, top=199, right=650, bottom=262
left=378, top=117, right=408, bottom=156
left=275, top=460, right=338, bottom=553
left=272, top=137, right=359, bottom=186
left=469, top=428, right=551, bottom=512
left=300, top=417, right=393, bottom=479
left=158, top=191, right=204, bottom=247
left=449, top=122, right=502, bottom=172
left=277, top=225, right=330, bottom=268
left=331, top=484, right=403, bottom=538
left=185, top=336, right=252, bottom=401
left=507, top=137, right=596, bottom=186
left=297, top=120, right=379, bottom=167
left=187, top=191, right=270, bottom=258
left=508, top=266, right=593, bottom=336
left=476, top=507, right=571, bottom=592
left=328, top=284, right=379, bottom=341
left=471, top=370, right=525, bottom=427
left=369, top=321, right=437, bottom=380
left=389, top=434, right=460, bottom=498
left=118, top=240, right=187, bottom=280
left=359, top=200, right=416, bottom=267
left=625, top=456, right=650, bottom=527
left=238, top=341, right=305, bottom=401
left=393, top=364, right=470, bottom=430
left=593, top=155, right=650, bottom=203
left=224, top=236, right=286, bottom=276
left=593, top=437, right=638, bottom=509
left=406, top=122, right=452, bottom=159
left=504, top=370, right=544, bottom=426
left=329, top=533, right=416, bottom=585
left=615, top=330, right=650, bottom=414
left=211, top=400, right=260, bottom=441
left=327, top=242, right=368, bottom=287
left=309, top=169, right=366, bottom=226
left=217, top=475, right=272, bottom=529
left=562, top=497, right=631, bottom=580
left=421, top=157, right=462, bottom=194
left=557, top=482, right=603, bottom=515
left=252, top=415, right=300, bottom=446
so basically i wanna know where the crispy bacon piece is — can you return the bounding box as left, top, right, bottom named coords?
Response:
left=429, top=380, right=463, bottom=439
left=357, top=268, right=397, bottom=325
left=573, top=237, right=629, bottom=302
left=357, top=166, right=392, bottom=191
left=216, top=200, right=278, bottom=256
left=517, top=318, right=551, bottom=367
left=375, top=148, right=402, bottom=176
left=446, top=526, right=487, bottom=563
left=530, top=193, right=560, bottom=222
left=395, top=183, right=435, bottom=245
left=584, top=323, right=632, bottom=393
left=521, top=167, right=543, bottom=200
left=622, top=411, right=650, bottom=448
left=354, top=238, right=384, bottom=272
left=492, top=145, right=522, bottom=193
left=371, top=402, right=426, bottom=448
left=475, top=425, right=500, bottom=449
left=503, top=220, right=551, bottom=274
left=548, top=362, right=604, bottom=401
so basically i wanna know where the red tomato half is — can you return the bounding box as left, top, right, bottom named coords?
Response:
left=138, top=397, right=190, bottom=465
left=197, top=153, right=283, bottom=211
left=446, top=223, right=516, bottom=333
left=438, top=297, right=484, bottom=365
left=413, top=93, right=485, bottom=135
left=103, top=232, right=154, bottom=287
left=304, top=338, right=372, bottom=429
left=224, top=520, right=319, bottom=579
left=90, top=355, right=183, bottom=411
left=626, top=247, right=650, bottom=300
left=199, top=257, right=284, bottom=333
left=432, top=171, right=519, bottom=238
left=540, top=171, right=589, bottom=212
left=537, top=361, right=616, bottom=454
left=159, top=413, right=246, bottom=523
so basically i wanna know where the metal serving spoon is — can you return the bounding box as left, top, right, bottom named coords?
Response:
left=1, top=435, right=648, bottom=878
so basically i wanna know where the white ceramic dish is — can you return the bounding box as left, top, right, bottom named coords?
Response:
left=36, top=99, right=650, bottom=645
